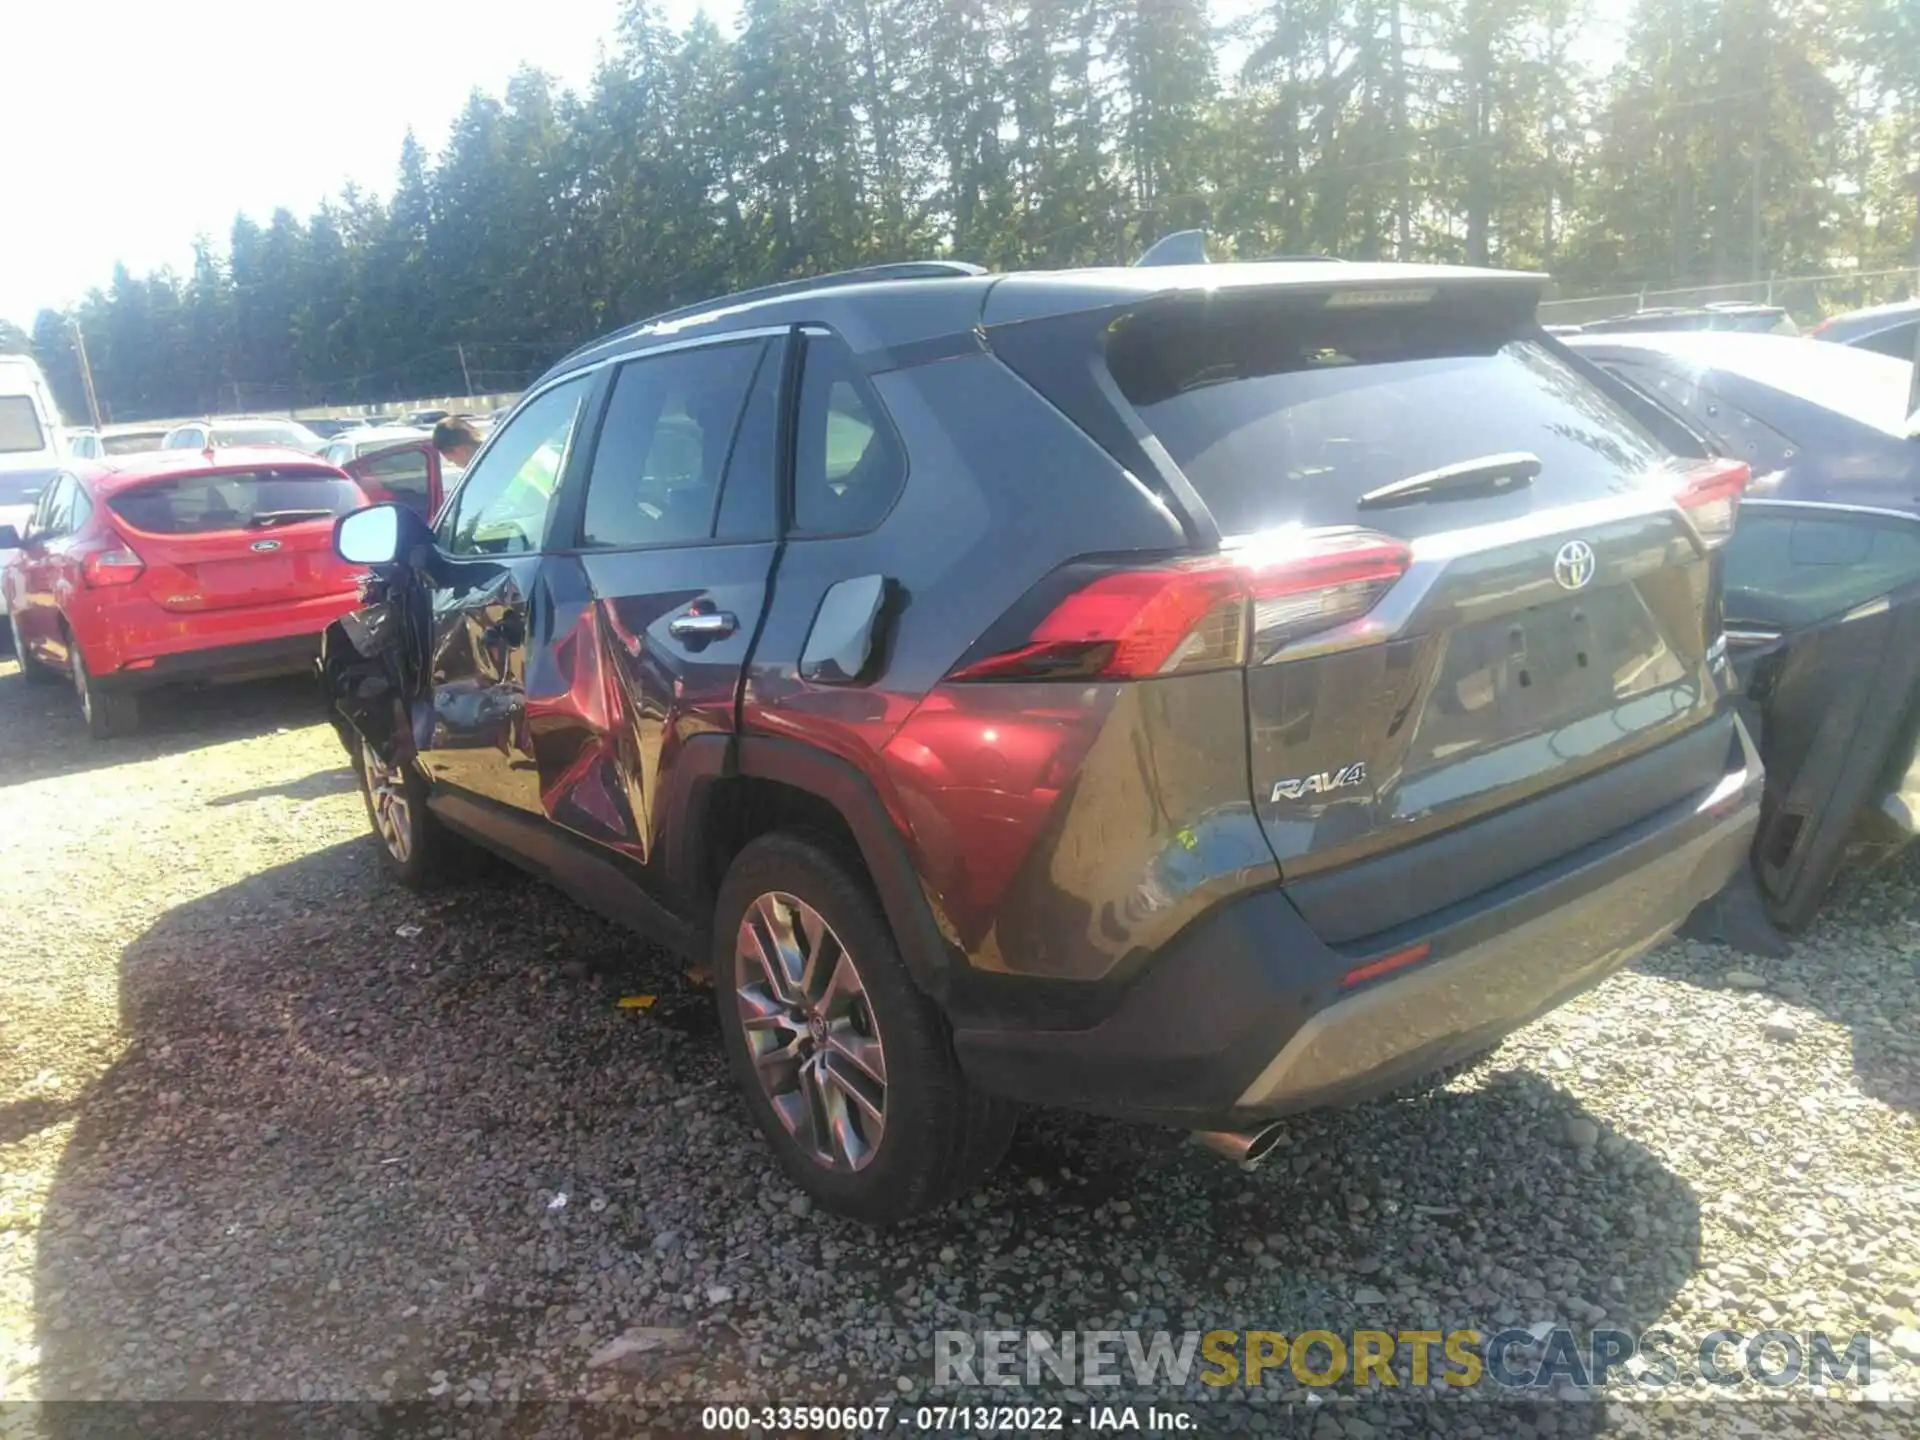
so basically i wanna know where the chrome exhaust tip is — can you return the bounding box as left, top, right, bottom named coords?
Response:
left=1191, top=1122, right=1288, bottom=1168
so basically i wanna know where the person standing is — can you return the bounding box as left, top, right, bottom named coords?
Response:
left=431, top=416, right=482, bottom=488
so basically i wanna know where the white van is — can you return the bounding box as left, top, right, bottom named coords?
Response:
left=0, top=357, right=70, bottom=616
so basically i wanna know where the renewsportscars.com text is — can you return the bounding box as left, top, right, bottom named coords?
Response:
left=934, top=1327, right=1876, bottom=1392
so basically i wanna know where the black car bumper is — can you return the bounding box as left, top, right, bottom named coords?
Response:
left=105, top=635, right=322, bottom=690
left=953, top=718, right=1764, bottom=1130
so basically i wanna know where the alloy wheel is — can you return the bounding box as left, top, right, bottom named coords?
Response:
left=734, top=891, right=888, bottom=1171
left=361, top=739, right=414, bottom=864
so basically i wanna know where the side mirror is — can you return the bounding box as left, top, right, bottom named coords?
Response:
left=0, top=526, right=20, bottom=550
left=334, top=503, right=416, bottom=566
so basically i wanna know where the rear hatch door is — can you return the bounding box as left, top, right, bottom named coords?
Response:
left=1102, top=278, right=1738, bottom=942
left=106, top=465, right=367, bottom=613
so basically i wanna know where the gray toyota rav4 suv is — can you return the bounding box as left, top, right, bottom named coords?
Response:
left=325, top=260, right=1765, bottom=1222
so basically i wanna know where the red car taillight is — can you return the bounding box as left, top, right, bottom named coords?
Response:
left=81, top=543, right=146, bottom=587
left=949, top=527, right=1413, bottom=681
left=1673, top=457, right=1751, bottom=549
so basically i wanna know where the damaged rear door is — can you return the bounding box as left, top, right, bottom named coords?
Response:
left=1722, top=499, right=1920, bottom=928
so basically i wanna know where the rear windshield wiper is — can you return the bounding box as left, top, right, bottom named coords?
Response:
left=1356, top=452, right=1541, bottom=510
left=246, top=508, right=335, bottom=528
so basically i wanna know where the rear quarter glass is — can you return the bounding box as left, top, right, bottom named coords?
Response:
left=1107, top=300, right=1675, bottom=538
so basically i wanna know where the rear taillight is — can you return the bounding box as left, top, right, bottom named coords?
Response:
left=81, top=543, right=146, bottom=587
left=1237, top=528, right=1413, bottom=658
left=949, top=527, right=1412, bottom=682
left=1673, top=458, right=1751, bottom=549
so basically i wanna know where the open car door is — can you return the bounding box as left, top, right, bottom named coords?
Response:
left=343, top=441, right=444, bottom=523
left=1722, top=498, right=1920, bottom=929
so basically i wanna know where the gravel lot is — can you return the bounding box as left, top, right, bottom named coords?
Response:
left=0, top=659, right=1916, bottom=1433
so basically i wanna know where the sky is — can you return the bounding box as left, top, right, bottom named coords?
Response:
left=3, top=1, right=1626, bottom=333
left=0, top=0, right=703, bottom=329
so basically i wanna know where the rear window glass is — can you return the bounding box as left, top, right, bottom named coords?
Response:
left=1119, top=329, right=1669, bottom=534
left=212, top=423, right=310, bottom=448
left=102, top=431, right=168, bottom=456
left=0, top=397, right=47, bottom=455
left=109, top=470, right=364, bottom=534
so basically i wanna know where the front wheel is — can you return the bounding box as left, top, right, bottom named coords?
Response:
left=71, top=641, right=139, bottom=738
left=713, top=833, right=1016, bottom=1224
left=356, top=737, right=452, bottom=887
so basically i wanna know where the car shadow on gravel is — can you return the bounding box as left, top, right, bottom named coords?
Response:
left=0, top=665, right=324, bottom=789
left=34, top=834, right=1701, bottom=1423
left=1637, top=852, right=1920, bottom=1115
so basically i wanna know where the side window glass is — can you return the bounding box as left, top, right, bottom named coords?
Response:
left=791, top=336, right=905, bottom=535
left=713, top=339, right=783, bottom=542
left=67, top=482, right=93, bottom=533
left=36, top=477, right=74, bottom=538
left=579, top=341, right=764, bottom=549
left=1723, top=508, right=1920, bottom=630
left=26, top=480, right=57, bottom=536
left=359, top=448, right=434, bottom=515
left=438, top=375, right=591, bottom=556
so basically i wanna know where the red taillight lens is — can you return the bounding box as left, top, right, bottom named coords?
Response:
left=949, top=528, right=1412, bottom=682
left=1673, top=457, right=1750, bottom=549
left=81, top=544, right=146, bottom=587
left=1238, top=528, right=1413, bottom=660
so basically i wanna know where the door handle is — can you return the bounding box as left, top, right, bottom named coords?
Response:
left=669, top=609, right=737, bottom=641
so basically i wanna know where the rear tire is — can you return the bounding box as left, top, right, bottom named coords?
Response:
left=10, top=615, right=56, bottom=684
left=355, top=737, right=451, bottom=888
left=70, top=640, right=139, bottom=738
left=713, top=832, right=1017, bottom=1224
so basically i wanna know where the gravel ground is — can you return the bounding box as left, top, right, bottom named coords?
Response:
left=0, top=659, right=1915, bottom=1435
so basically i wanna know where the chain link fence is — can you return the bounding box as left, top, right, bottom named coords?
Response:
left=1539, top=265, right=1920, bottom=328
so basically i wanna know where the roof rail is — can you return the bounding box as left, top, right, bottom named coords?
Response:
left=555, top=261, right=988, bottom=371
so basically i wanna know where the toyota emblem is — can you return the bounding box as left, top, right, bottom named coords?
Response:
left=1553, top=539, right=1596, bottom=591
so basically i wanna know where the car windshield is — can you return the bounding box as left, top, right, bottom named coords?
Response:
left=108, top=469, right=365, bottom=534
left=0, top=397, right=47, bottom=455
left=211, top=423, right=311, bottom=448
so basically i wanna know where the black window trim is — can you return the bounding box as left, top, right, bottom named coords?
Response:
left=434, top=325, right=796, bottom=559
left=560, top=334, right=780, bottom=557
left=783, top=323, right=912, bottom=543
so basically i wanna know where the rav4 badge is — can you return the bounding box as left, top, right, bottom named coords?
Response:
left=1271, top=761, right=1368, bottom=803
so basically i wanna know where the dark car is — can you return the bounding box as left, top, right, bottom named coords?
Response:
left=320, top=259, right=1762, bottom=1221
left=1569, top=302, right=1798, bottom=337
left=1569, top=330, right=1920, bottom=930
left=1810, top=297, right=1920, bottom=364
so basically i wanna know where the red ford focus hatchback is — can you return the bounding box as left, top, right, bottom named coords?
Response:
left=0, top=447, right=371, bottom=737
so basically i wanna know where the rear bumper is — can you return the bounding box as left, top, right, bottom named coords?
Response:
left=74, top=590, right=360, bottom=679
left=98, top=633, right=325, bottom=690
left=953, top=717, right=1763, bottom=1129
